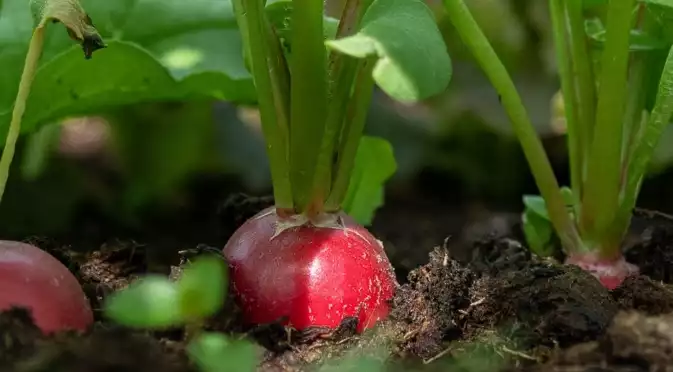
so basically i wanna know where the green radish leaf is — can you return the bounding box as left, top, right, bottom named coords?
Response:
left=0, top=0, right=254, bottom=143
left=522, top=209, right=556, bottom=257
left=343, top=136, right=396, bottom=226
left=104, top=276, right=183, bottom=328
left=521, top=187, right=573, bottom=257
left=523, top=187, right=574, bottom=221
left=187, top=333, right=259, bottom=372
left=522, top=195, right=549, bottom=220
left=623, top=44, right=673, bottom=220
left=326, top=0, right=452, bottom=102
left=177, top=255, right=228, bottom=321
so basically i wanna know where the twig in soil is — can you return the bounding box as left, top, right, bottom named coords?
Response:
left=403, top=329, right=418, bottom=341
left=285, top=325, right=293, bottom=345
left=423, top=346, right=453, bottom=364
left=441, top=236, right=452, bottom=264
left=634, top=207, right=673, bottom=222
left=500, top=345, right=537, bottom=361
left=458, top=297, right=485, bottom=315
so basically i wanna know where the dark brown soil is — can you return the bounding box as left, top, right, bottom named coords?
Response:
left=3, top=194, right=673, bottom=371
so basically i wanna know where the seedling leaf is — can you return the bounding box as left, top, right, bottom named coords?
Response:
left=326, top=0, right=452, bottom=102
left=187, top=332, right=258, bottom=372
left=522, top=195, right=549, bottom=220
left=523, top=187, right=574, bottom=220
left=343, top=136, right=396, bottom=226
left=521, top=187, right=574, bottom=256
left=522, top=208, right=556, bottom=257
left=104, top=275, right=183, bottom=328
left=177, top=255, right=228, bottom=321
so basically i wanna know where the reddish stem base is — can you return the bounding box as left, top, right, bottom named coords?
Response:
left=564, top=252, right=639, bottom=290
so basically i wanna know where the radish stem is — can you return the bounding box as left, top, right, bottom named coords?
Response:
left=0, top=27, right=46, bottom=204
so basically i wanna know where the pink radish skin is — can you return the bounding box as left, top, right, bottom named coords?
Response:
left=223, top=207, right=398, bottom=332
left=565, top=252, right=639, bottom=290
left=0, top=241, right=93, bottom=333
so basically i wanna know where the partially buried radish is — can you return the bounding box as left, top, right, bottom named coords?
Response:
left=222, top=0, right=445, bottom=334
left=0, top=240, right=93, bottom=333
left=224, top=207, right=397, bottom=332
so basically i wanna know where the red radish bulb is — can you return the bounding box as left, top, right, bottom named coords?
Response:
left=565, top=252, right=639, bottom=290
left=0, top=240, right=93, bottom=333
left=223, top=207, right=398, bottom=332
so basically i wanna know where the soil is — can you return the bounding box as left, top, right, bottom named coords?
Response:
left=3, top=189, right=673, bottom=372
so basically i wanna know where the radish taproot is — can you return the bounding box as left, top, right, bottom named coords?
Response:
left=0, top=241, right=93, bottom=333
left=224, top=207, right=397, bottom=332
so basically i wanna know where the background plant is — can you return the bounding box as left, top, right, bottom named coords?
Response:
left=442, top=0, right=673, bottom=287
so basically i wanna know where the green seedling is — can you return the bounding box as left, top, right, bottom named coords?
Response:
left=104, top=255, right=226, bottom=331
left=443, top=0, right=673, bottom=289
left=104, top=254, right=259, bottom=372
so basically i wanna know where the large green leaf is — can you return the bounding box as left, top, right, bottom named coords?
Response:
left=326, top=0, right=452, bottom=102
left=0, top=0, right=254, bottom=142
left=343, top=136, right=396, bottom=226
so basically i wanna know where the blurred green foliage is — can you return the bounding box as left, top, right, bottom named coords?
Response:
left=3, top=0, right=673, bottom=237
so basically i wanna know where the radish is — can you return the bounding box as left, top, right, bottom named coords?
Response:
left=0, top=240, right=93, bottom=333
left=224, top=207, right=396, bottom=332
left=565, top=253, right=639, bottom=290
left=226, top=0, right=448, bottom=332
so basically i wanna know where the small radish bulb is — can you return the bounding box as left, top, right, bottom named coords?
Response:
left=223, top=207, right=398, bottom=332
left=0, top=241, right=93, bottom=333
left=565, top=252, right=639, bottom=290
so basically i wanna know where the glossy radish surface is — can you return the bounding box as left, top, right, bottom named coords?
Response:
left=565, top=252, right=639, bottom=290
left=223, top=207, right=398, bottom=332
left=0, top=241, right=93, bottom=333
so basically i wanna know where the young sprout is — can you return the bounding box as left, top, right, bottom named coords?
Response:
left=104, top=255, right=227, bottom=332
left=443, top=0, right=673, bottom=289
left=104, top=254, right=260, bottom=372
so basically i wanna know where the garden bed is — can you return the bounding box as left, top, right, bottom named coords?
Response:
left=2, top=190, right=673, bottom=372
